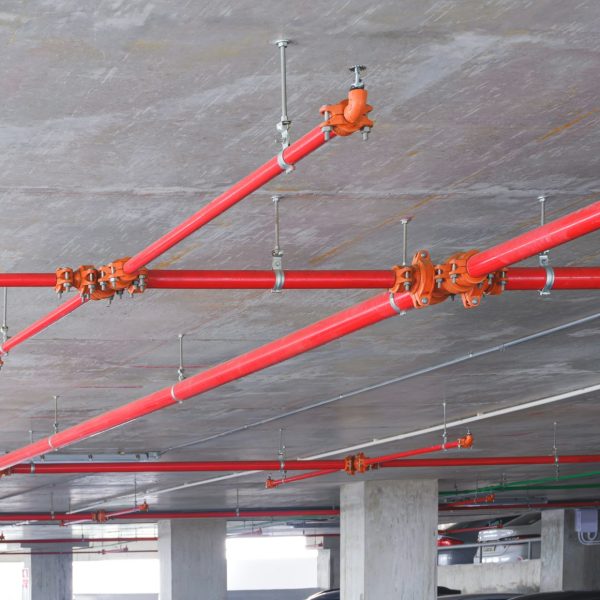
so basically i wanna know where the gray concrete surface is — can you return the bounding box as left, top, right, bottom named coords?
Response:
left=541, top=509, right=600, bottom=591
left=158, top=519, right=226, bottom=600
left=439, top=560, right=540, bottom=595
left=341, top=479, right=438, bottom=599
left=317, top=536, right=340, bottom=590
left=24, top=546, right=72, bottom=600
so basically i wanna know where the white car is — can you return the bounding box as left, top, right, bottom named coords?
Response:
left=473, top=513, right=541, bottom=563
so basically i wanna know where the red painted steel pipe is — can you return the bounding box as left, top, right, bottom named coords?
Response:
left=5, top=267, right=600, bottom=290
left=267, top=469, right=340, bottom=489
left=0, top=291, right=413, bottom=471
left=8, top=460, right=346, bottom=474
left=467, top=200, right=600, bottom=277
left=147, top=269, right=396, bottom=289
left=0, top=537, right=157, bottom=544
left=379, top=455, right=600, bottom=468
left=0, top=508, right=340, bottom=523
left=0, top=273, right=56, bottom=287
left=362, top=438, right=465, bottom=468
left=505, top=267, right=600, bottom=290
left=0, top=295, right=87, bottom=356
left=440, top=500, right=600, bottom=512
left=124, top=126, right=333, bottom=274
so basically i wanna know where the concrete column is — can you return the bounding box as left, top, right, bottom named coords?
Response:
left=317, top=536, right=340, bottom=590
left=341, top=479, right=438, bottom=600
left=541, top=509, right=600, bottom=591
left=22, top=545, right=72, bottom=600
left=158, top=519, right=226, bottom=600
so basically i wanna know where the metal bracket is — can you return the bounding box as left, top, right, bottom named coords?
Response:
left=276, top=150, right=295, bottom=173
left=271, top=195, right=285, bottom=293
left=1, top=288, right=8, bottom=346
left=273, top=39, right=292, bottom=149
left=177, top=333, right=186, bottom=382
left=540, top=265, right=555, bottom=296
left=388, top=292, right=405, bottom=315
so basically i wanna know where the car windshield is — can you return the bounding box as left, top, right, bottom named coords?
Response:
left=506, top=512, right=540, bottom=527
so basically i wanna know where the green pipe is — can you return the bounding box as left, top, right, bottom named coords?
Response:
left=440, top=469, right=600, bottom=498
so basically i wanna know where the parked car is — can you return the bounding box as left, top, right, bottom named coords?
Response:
left=306, top=586, right=461, bottom=599
left=438, top=516, right=516, bottom=565
left=474, top=513, right=541, bottom=564
left=510, top=593, right=600, bottom=599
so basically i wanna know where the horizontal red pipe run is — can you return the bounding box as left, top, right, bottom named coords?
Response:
left=0, top=549, right=156, bottom=556
left=8, top=453, right=600, bottom=476
left=440, top=500, right=600, bottom=512
left=124, top=126, right=332, bottom=274
left=9, top=460, right=346, bottom=474
left=0, top=291, right=413, bottom=471
left=0, top=295, right=87, bottom=355
left=5, top=266, right=600, bottom=290
left=506, top=267, right=600, bottom=290
left=0, top=537, right=157, bottom=544
left=0, top=509, right=340, bottom=523
left=467, top=200, right=600, bottom=277
left=380, top=455, right=600, bottom=468
left=147, top=269, right=396, bottom=289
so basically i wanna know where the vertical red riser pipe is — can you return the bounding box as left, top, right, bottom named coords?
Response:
left=124, top=126, right=332, bottom=273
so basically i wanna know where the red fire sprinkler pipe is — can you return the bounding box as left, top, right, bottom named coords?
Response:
left=0, top=291, right=414, bottom=471
left=0, top=295, right=87, bottom=358
left=467, top=200, right=600, bottom=277
left=123, top=126, right=333, bottom=274
left=505, top=267, right=600, bottom=290
left=379, top=454, right=600, bottom=468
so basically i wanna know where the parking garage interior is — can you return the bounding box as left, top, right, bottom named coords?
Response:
left=1, top=1, right=600, bottom=599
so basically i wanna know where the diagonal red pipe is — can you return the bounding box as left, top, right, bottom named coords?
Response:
left=124, top=126, right=333, bottom=274
left=467, top=200, right=600, bottom=277
left=0, top=295, right=87, bottom=357
left=0, top=292, right=414, bottom=471
left=266, top=469, right=340, bottom=489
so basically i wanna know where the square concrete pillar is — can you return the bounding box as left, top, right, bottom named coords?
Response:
left=317, top=535, right=341, bottom=590
left=159, top=519, right=227, bottom=600
left=22, top=545, right=72, bottom=600
left=341, top=479, right=438, bottom=600
left=541, top=509, right=600, bottom=591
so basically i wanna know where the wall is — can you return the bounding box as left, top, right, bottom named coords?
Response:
left=438, top=560, right=540, bottom=594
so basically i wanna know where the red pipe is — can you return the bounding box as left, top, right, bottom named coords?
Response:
left=362, top=438, right=467, bottom=468
left=440, top=500, right=600, bottom=512
left=0, top=295, right=87, bottom=356
left=0, top=508, right=340, bottom=523
left=266, top=469, right=340, bottom=489
left=0, top=291, right=413, bottom=471
left=0, top=537, right=157, bottom=544
left=505, top=267, right=600, bottom=290
left=124, top=126, right=332, bottom=274
left=147, top=269, right=396, bottom=290
left=467, top=200, right=600, bottom=277
left=5, top=266, right=600, bottom=290
left=0, top=273, right=56, bottom=287
left=8, top=460, right=346, bottom=474
left=0, top=549, right=156, bottom=556
left=380, top=455, right=600, bottom=468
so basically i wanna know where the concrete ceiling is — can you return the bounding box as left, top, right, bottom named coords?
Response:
left=1, top=0, right=600, bottom=527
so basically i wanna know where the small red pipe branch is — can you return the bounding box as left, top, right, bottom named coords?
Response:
left=440, top=500, right=600, bottom=512
left=0, top=295, right=86, bottom=359
left=124, top=126, right=333, bottom=274
left=0, top=291, right=414, bottom=471
left=467, top=200, right=600, bottom=277
left=266, top=469, right=339, bottom=489
left=442, top=494, right=496, bottom=508
left=65, top=502, right=149, bottom=527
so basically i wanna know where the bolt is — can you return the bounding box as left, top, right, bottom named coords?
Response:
left=403, top=282, right=411, bottom=291
left=422, top=297, right=429, bottom=305
left=420, top=251, right=427, bottom=258
left=472, top=298, right=479, bottom=305
left=100, top=281, right=107, bottom=291
left=451, top=275, right=458, bottom=283
left=436, top=278, right=443, bottom=289
left=349, top=65, right=367, bottom=89
left=63, top=282, right=71, bottom=291
left=361, top=126, right=371, bottom=141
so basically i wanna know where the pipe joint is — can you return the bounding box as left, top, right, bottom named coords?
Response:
left=391, top=250, right=507, bottom=310
left=55, top=260, right=148, bottom=301
left=319, top=88, right=374, bottom=137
